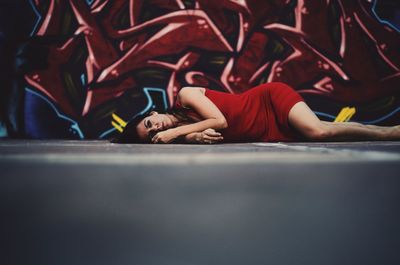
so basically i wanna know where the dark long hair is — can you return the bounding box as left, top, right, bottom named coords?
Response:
left=110, top=108, right=194, bottom=143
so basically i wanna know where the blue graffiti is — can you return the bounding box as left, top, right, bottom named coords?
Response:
left=314, top=106, right=400, bottom=124
left=28, top=0, right=41, bottom=36
left=80, top=73, right=86, bottom=86
left=25, top=87, right=85, bottom=139
left=372, top=0, right=400, bottom=32
left=138, top=87, right=169, bottom=115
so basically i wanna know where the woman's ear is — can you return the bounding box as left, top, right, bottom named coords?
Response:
left=150, top=111, right=158, bottom=115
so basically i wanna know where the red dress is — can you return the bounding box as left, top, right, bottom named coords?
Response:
left=177, top=82, right=304, bottom=142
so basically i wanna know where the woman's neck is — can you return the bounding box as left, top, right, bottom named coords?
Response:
left=166, top=113, right=180, bottom=127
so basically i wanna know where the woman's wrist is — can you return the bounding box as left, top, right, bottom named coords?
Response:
left=169, top=128, right=181, bottom=139
left=194, top=132, right=202, bottom=142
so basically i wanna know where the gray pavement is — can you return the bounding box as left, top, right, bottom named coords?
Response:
left=1, top=140, right=400, bottom=265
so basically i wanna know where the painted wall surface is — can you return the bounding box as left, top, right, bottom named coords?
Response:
left=4, top=0, right=400, bottom=139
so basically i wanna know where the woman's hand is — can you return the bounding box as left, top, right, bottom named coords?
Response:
left=151, top=129, right=178, bottom=144
left=196, top=128, right=224, bottom=144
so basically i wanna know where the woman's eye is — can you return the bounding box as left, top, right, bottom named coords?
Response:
left=146, top=120, right=151, bottom=128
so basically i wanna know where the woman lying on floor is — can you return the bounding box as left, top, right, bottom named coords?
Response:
left=112, top=83, right=400, bottom=144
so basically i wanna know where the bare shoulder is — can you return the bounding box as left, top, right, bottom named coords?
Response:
left=178, top=87, right=206, bottom=106
left=179, top=86, right=206, bottom=95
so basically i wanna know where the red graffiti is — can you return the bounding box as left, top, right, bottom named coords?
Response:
left=25, top=0, right=400, bottom=134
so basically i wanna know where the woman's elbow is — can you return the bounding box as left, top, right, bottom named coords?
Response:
left=217, top=118, right=228, bottom=129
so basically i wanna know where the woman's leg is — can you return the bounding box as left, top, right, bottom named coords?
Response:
left=288, top=102, right=399, bottom=141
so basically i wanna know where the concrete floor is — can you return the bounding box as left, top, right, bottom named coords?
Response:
left=1, top=140, right=400, bottom=265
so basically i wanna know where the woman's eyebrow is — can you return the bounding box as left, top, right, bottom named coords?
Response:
left=143, top=119, right=148, bottom=128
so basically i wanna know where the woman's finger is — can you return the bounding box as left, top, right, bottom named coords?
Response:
left=207, top=130, right=221, bottom=135
left=204, top=132, right=221, bottom=138
left=203, top=135, right=214, bottom=141
left=204, top=135, right=223, bottom=141
left=152, top=134, right=159, bottom=143
left=204, top=129, right=221, bottom=136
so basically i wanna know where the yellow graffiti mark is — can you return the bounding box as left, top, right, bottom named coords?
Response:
left=111, top=121, right=124, bottom=132
left=334, top=107, right=356, bottom=122
left=111, top=113, right=127, bottom=132
left=112, top=113, right=127, bottom=127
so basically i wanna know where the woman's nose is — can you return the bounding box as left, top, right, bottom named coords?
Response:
left=149, top=124, right=160, bottom=132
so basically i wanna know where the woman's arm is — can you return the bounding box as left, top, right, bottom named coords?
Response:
left=151, top=87, right=228, bottom=143
left=176, top=86, right=228, bottom=134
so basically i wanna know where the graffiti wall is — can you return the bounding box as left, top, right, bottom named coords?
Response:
left=4, top=0, right=400, bottom=139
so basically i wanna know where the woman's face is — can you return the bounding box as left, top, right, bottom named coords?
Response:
left=136, top=111, right=175, bottom=142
